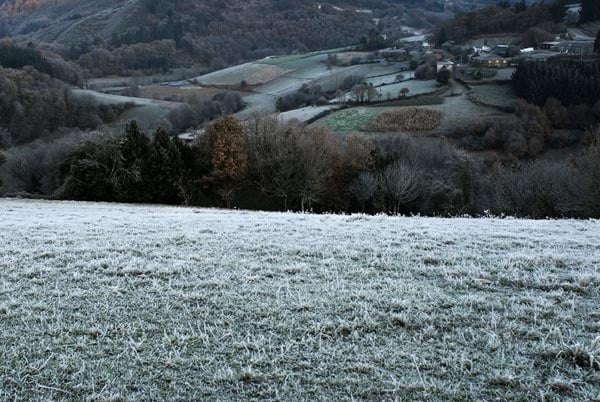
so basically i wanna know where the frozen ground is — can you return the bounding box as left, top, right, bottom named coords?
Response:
left=471, top=84, right=517, bottom=109
left=194, top=63, right=292, bottom=86
left=1, top=199, right=599, bottom=401
left=72, top=89, right=179, bottom=127
left=278, top=105, right=339, bottom=122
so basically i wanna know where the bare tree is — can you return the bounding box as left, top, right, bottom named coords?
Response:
left=494, top=160, right=586, bottom=217
left=295, top=126, right=334, bottom=212
left=244, top=113, right=302, bottom=210
left=350, top=172, right=378, bottom=211
left=378, top=161, right=421, bottom=214
left=367, top=84, right=379, bottom=103
left=351, top=84, right=368, bottom=103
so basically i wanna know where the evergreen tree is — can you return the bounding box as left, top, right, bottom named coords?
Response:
left=550, top=0, right=566, bottom=23
left=0, top=151, right=5, bottom=192
left=438, top=28, right=448, bottom=46
left=145, top=127, right=183, bottom=204
left=514, top=0, right=527, bottom=13
left=0, top=44, right=52, bottom=75
left=60, top=138, right=126, bottom=201
left=437, top=68, right=451, bottom=85
left=513, top=61, right=600, bottom=106
left=119, top=120, right=150, bottom=202
left=580, top=0, right=600, bottom=24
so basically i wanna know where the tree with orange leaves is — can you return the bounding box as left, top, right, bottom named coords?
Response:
left=202, top=116, right=247, bottom=207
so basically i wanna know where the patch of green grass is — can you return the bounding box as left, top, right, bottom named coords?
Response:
left=318, top=107, right=382, bottom=131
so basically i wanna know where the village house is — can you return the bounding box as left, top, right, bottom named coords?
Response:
left=539, top=40, right=595, bottom=56
left=470, top=54, right=509, bottom=68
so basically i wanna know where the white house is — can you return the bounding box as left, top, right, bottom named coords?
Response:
left=436, top=60, right=454, bottom=73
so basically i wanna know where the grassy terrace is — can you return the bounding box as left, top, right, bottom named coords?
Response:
left=1, top=200, right=599, bottom=401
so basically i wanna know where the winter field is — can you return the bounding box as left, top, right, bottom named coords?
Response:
left=1, top=199, right=600, bottom=401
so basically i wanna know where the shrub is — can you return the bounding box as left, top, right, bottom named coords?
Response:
left=414, top=63, right=436, bottom=80
left=436, top=68, right=451, bottom=85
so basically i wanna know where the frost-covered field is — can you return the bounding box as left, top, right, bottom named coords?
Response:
left=1, top=199, right=600, bottom=401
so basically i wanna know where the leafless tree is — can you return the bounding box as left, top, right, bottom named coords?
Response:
left=295, top=126, right=334, bottom=212
left=378, top=161, right=421, bottom=214
left=351, top=84, right=368, bottom=103
left=494, top=160, right=586, bottom=217
left=244, top=113, right=302, bottom=210
left=350, top=172, right=378, bottom=211
left=367, top=85, right=379, bottom=103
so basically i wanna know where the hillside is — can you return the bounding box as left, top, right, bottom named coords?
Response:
left=1, top=199, right=599, bottom=400
left=0, top=0, right=136, bottom=44
left=0, top=0, right=500, bottom=68
left=0, top=0, right=413, bottom=46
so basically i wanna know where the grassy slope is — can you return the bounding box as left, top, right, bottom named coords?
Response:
left=1, top=200, right=599, bottom=401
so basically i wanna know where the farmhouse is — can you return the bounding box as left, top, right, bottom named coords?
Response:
left=470, top=54, right=508, bottom=68
left=539, top=40, right=595, bottom=56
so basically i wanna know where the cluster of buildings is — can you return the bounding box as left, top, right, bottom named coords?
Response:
left=374, top=22, right=597, bottom=78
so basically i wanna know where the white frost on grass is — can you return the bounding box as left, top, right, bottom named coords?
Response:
left=1, top=199, right=599, bottom=400
left=278, top=105, right=339, bottom=122
left=193, top=63, right=292, bottom=86
left=71, top=89, right=179, bottom=127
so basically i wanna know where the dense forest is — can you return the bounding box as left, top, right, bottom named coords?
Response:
left=512, top=61, right=600, bottom=107
left=0, top=65, right=131, bottom=148
left=437, top=2, right=561, bottom=45
left=580, top=0, right=600, bottom=24
left=0, top=0, right=456, bottom=76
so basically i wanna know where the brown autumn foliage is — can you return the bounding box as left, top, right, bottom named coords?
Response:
left=202, top=115, right=247, bottom=206
left=367, top=108, right=441, bottom=132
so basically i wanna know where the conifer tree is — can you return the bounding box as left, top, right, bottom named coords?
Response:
left=146, top=127, right=183, bottom=204
left=580, top=0, right=600, bottom=24
left=119, top=120, right=150, bottom=202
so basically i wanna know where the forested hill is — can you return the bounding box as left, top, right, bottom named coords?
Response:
left=0, top=0, right=491, bottom=68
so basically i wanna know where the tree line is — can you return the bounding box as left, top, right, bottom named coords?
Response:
left=437, top=1, right=565, bottom=46
left=0, top=41, right=83, bottom=84
left=513, top=60, right=600, bottom=107
left=2, top=114, right=599, bottom=218
left=0, top=66, right=131, bottom=148
left=452, top=98, right=600, bottom=158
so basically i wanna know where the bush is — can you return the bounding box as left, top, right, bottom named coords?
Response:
left=457, top=100, right=552, bottom=158
left=543, top=98, right=569, bottom=129
left=436, top=68, right=451, bottom=85
left=494, top=160, right=585, bottom=217
left=414, top=63, right=436, bottom=80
